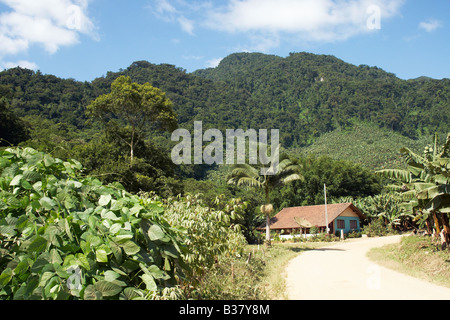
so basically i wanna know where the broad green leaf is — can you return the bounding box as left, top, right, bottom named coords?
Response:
left=147, top=265, right=169, bottom=280
left=119, top=240, right=140, bottom=255
left=0, top=224, right=16, bottom=237
left=64, top=218, right=73, bottom=241
left=96, top=247, right=109, bottom=263
left=98, top=194, right=112, bottom=207
left=130, top=204, right=143, bottom=216
left=76, top=253, right=91, bottom=271
left=29, top=236, right=48, bottom=253
left=141, top=274, right=157, bottom=292
left=146, top=202, right=164, bottom=214
left=94, top=280, right=122, bottom=297
left=31, top=256, right=51, bottom=273
left=39, top=272, right=54, bottom=287
left=120, top=287, right=142, bottom=300
left=0, top=268, right=13, bottom=288
left=101, top=210, right=119, bottom=221
left=20, top=179, right=32, bottom=190
left=23, top=170, right=41, bottom=182
left=14, top=261, right=29, bottom=275
left=83, top=285, right=101, bottom=300
left=43, top=154, right=55, bottom=167
left=148, top=224, right=165, bottom=241
left=9, top=174, right=23, bottom=186
left=113, top=233, right=133, bottom=244
left=40, top=197, right=57, bottom=210
left=109, top=223, right=122, bottom=234
left=104, top=270, right=120, bottom=282
left=110, top=241, right=123, bottom=263
left=49, top=249, right=63, bottom=264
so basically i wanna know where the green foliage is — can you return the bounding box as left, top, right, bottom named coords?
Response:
left=334, top=193, right=411, bottom=230
left=1, top=52, right=448, bottom=158
left=294, top=123, right=431, bottom=170
left=70, top=128, right=183, bottom=197
left=376, top=133, right=450, bottom=231
left=194, top=52, right=449, bottom=145
left=0, top=147, right=185, bottom=300
left=193, top=249, right=267, bottom=300
left=0, top=97, right=30, bottom=146
left=86, top=76, right=178, bottom=165
left=272, top=154, right=382, bottom=209
left=157, top=194, right=247, bottom=284
left=361, top=217, right=393, bottom=237
left=228, top=156, right=304, bottom=242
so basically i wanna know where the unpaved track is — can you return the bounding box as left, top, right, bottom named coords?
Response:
left=285, top=235, right=450, bottom=300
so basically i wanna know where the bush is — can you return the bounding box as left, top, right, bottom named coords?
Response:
left=0, top=147, right=185, bottom=300
left=361, top=217, right=393, bottom=237
left=157, top=194, right=247, bottom=283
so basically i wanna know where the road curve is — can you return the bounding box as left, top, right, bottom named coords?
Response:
left=285, top=235, right=450, bottom=300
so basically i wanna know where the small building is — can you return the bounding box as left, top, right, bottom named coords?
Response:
left=257, top=203, right=366, bottom=236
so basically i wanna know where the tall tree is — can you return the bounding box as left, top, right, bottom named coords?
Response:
left=228, top=156, right=303, bottom=245
left=0, top=97, right=30, bottom=146
left=86, top=76, right=178, bottom=165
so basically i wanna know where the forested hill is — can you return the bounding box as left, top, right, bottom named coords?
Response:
left=1, top=51, right=449, bottom=150
left=194, top=52, right=449, bottom=145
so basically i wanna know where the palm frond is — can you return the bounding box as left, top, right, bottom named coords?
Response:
left=281, top=173, right=304, bottom=184
left=231, top=176, right=263, bottom=188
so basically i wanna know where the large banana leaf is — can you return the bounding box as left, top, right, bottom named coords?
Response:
left=376, top=169, right=412, bottom=183
left=416, top=184, right=450, bottom=200
left=424, top=194, right=450, bottom=214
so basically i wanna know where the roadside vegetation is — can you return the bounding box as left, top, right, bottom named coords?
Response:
left=368, top=235, right=450, bottom=288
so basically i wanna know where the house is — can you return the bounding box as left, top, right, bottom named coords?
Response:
left=257, top=203, right=366, bottom=236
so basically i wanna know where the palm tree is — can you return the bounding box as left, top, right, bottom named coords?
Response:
left=228, top=156, right=304, bottom=245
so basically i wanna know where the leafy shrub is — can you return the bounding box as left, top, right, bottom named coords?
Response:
left=0, top=147, right=185, bottom=300
left=361, top=217, right=393, bottom=237
left=155, top=194, right=247, bottom=292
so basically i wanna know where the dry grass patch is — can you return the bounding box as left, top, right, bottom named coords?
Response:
left=367, top=235, right=450, bottom=288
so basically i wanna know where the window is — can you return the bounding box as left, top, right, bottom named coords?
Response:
left=350, top=220, right=358, bottom=230
left=336, top=219, right=345, bottom=229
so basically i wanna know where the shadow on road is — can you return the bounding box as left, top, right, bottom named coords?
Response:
left=313, top=248, right=345, bottom=252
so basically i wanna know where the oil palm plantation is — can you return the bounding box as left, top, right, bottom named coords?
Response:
left=228, top=155, right=304, bottom=245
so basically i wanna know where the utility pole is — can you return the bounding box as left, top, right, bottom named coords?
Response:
left=324, top=183, right=329, bottom=234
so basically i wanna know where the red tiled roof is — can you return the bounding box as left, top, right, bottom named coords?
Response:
left=258, top=203, right=365, bottom=230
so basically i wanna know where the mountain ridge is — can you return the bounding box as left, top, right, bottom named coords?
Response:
left=1, top=51, right=448, bottom=154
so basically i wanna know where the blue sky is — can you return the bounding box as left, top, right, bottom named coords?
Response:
left=0, top=0, right=448, bottom=82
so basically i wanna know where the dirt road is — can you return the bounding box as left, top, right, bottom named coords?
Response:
left=285, top=235, right=450, bottom=300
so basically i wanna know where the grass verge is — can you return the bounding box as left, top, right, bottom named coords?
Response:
left=194, top=242, right=327, bottom=300
left=367, top=235, right=450, bottom=288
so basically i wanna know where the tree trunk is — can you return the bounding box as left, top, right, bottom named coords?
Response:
left=264, top=185, right=271, bottom=246
left=432, top=211, right=441, bottom=235
left=425, top=217, right=433, bottom=235
left=130, top=129, right=135, bottom=166
left=265, top=214, right=271, bottom=245
left=438, top=212, right=450, bottom=246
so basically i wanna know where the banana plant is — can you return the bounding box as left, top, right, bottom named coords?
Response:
left=376, top=133, right=450, bottom=243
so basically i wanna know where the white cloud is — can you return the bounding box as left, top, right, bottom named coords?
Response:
left=151, top=0, right=196, bottom=35
left=1, top=60, right=39, bottom=71
left=206, top=57, right=223, bottom=68
left=151, top=0, right=405, bottom=53
left=419, top=19, right=443, bottom=33
left=178, top=16, right=195, bottom=35
left=0, top=0, right=98, bottom=60
left=154, top=0, right=177, bottom=14
left=205, top=0, right=404, bottom=44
